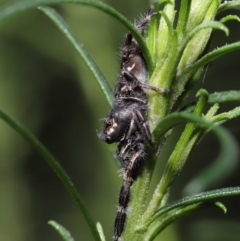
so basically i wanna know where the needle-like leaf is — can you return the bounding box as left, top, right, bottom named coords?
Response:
left=0, top=108, right=101, bottom=241
left=0, top=0, right=152, bottom=72
left=48, top=221, right=75, bottom=241
left=38, top=6, right=114, bottom=106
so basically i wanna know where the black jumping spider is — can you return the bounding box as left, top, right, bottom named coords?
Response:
left=98, top=8, right=168, bottom=241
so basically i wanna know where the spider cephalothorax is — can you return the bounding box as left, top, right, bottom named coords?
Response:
left=98, top=101, right=150, bottom=145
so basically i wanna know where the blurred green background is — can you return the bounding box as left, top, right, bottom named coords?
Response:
left=0, top=0, right=239, bottom=241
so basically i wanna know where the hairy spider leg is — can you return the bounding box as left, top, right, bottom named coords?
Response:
left=117, top=117, right=138, bottom=162
left=114, top=142, right=145, bottom=241
left=135, top=8, right=156, bottom=34
left=134, top=108, right=153, bottom=147
left=117, top=108, right=152, bottom=162
left=123, top=71, right=169, bottom=95
left=120, top=7, right=156, bottom=68
left=114, top=72, right=146, bottom=102
left=122, top=7, right=156, bottom=57
left=118, top=140, right=133, bottom=159
left=119, top=96, right=146, bottom=104
left=138, top=82, right=170, bottom=94
left=115, top=70, right=169, bottom=104
left=114, top=182, right=130, bottom=241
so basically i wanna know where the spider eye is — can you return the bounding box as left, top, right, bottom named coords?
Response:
left=105, top=118, right=112, bottom=126
left=106, top=118, right=118, bottom=133
left=122, top=56, right=128, bottom=63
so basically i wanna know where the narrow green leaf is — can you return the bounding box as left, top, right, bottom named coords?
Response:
left=180, top=42, right=240, bottom=84
left=147, top=186, right=240, bottom=226
left=159, top=10, right=174, bottom=37
left=147, top=14, right=158, bottom=62
left=0, top=108, right=101, bottom=241
left=96, top=222, right=106, bottom=241
left=153, top=112, right=233, bottom=148
left=218, top=0, right=240, bottom=14
left=154, top=0, right=173, bottom=11
left=38, top=6, right=114, bottom=106
left=220, top=15, right=240, bottom=24
left=184, top=106, right=240, bottom=195
left=214, top=201, right=227, bottom=214
left=169, top=21, right=229, bottom=109
left=48, top=221, right=75, bottom=241
left=148, top=4, right=177, bottom=127
left=211, top=107, right=240, bottom=124
left=149, top=7, right=175, bottom=69
left=0, top=0, right=152, bottom=71
left=147, top=0, right=173, bottom=62
left=144, top=201, right=225, bottom=241
left=205, top=104, right=219, bottom=119
left=179, top=21, right=229, bottom=58
left=176, top=0, right=190, bottom=35
left=208, top=91, right=240, bottom=104
left=154, top=9, right=175, bottom=65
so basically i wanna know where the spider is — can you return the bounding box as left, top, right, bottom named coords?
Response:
left=98, top=7, right=168, bottom=241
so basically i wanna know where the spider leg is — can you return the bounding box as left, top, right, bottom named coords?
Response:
left=116, top=139, right=125, bottom=156
left=119, top=141, right=131, bottom=156
left=124, top=144, right=145, bottom=181
left=138, top=82, right=169, bottom=94
left=133, top=108, right=153, bottom=147
left=124, top=33, right=133, bottom=47
left=117, top=118, right=136, bottom=161
left=114, top=182, right=129, bottom=241
left=119, top=96, right=146, bottom=104
left=124, top=7, right=156, bottom=45
left=135, top=10, right=157, bottom=34
left=123, top=71, right=169, bottom=94
left=114, top=142, right=145, bottom=241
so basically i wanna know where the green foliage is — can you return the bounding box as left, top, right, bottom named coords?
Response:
left=0, top=0, right=240, bottom=241
left=48, top=221, right=75, bottom=241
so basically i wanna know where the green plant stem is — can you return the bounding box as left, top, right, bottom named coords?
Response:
left=0, top=108, right=101, bottom=241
